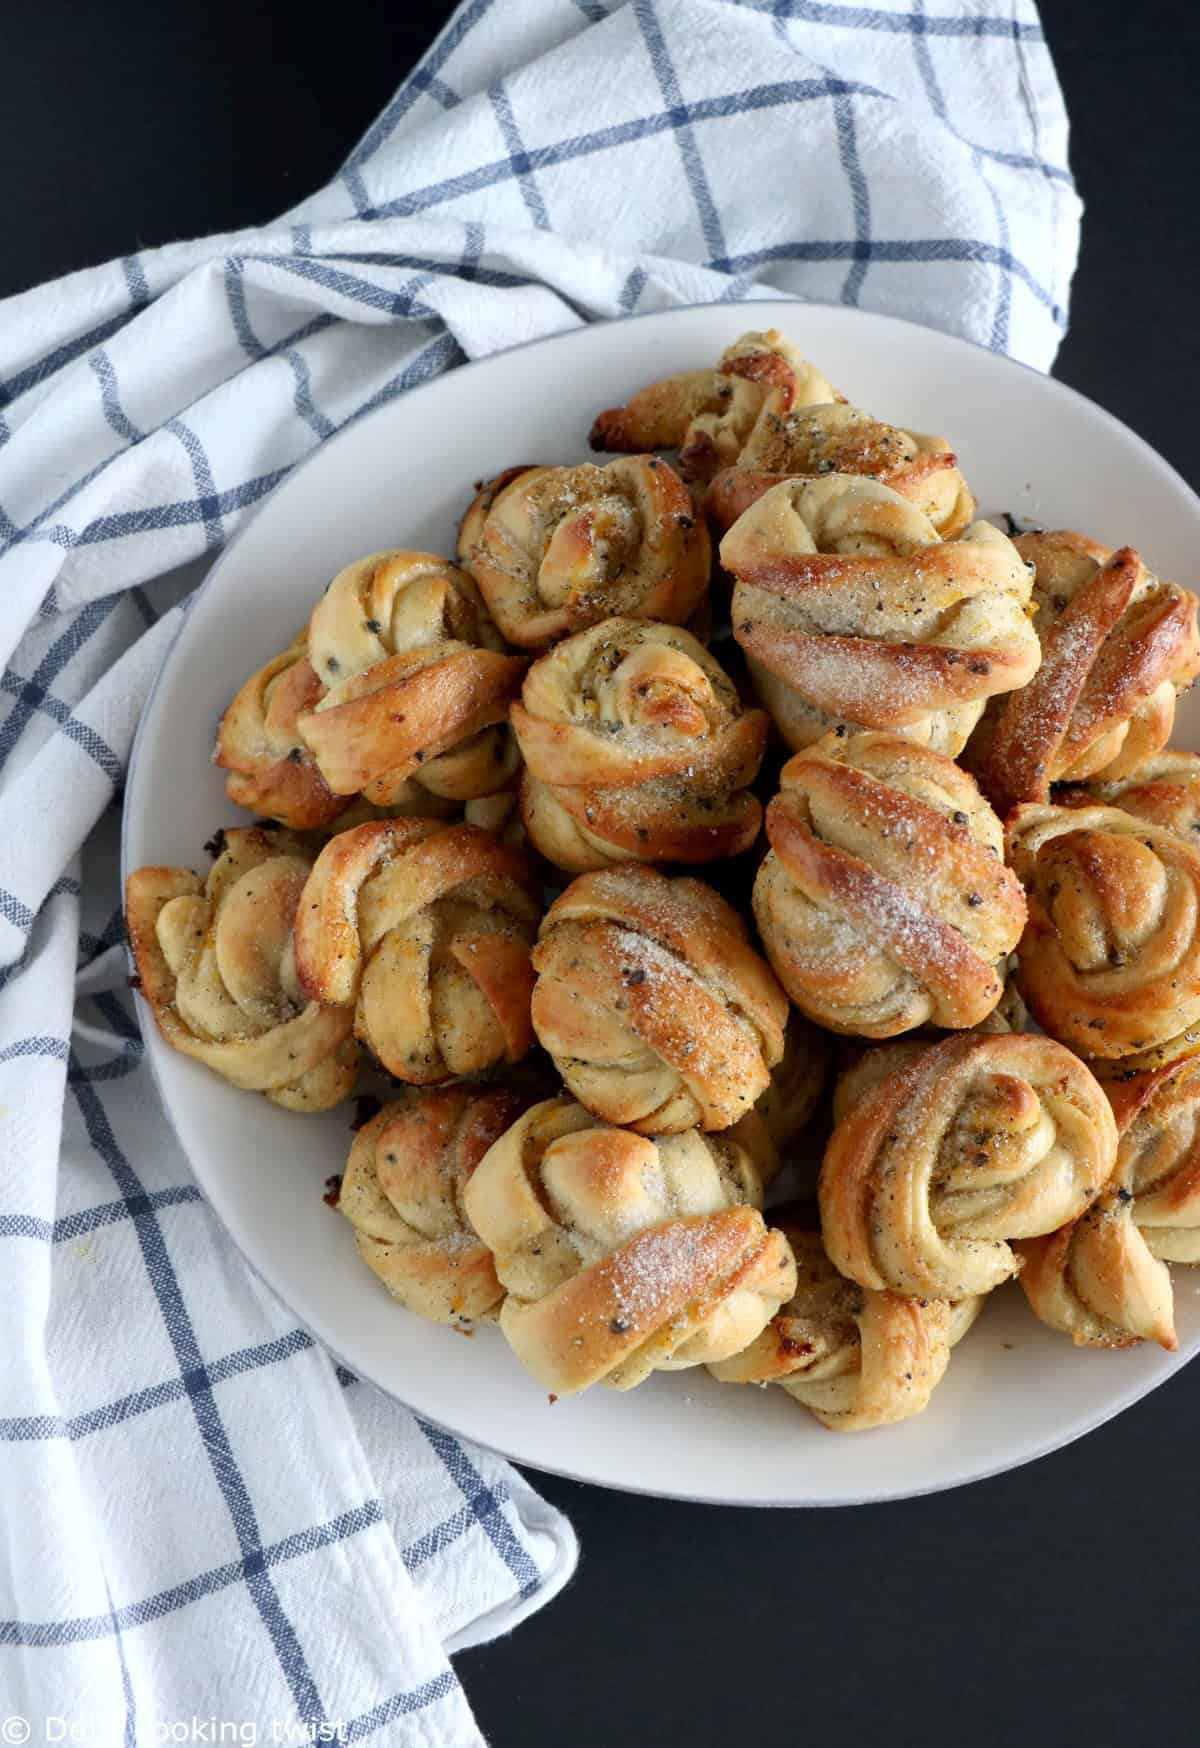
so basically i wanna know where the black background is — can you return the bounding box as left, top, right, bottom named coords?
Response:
left=10, top=3, right=1199, bottom=1743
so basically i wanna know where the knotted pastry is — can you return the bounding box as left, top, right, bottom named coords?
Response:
left=461, top=1097, right=796, bottom=1393
left=710, top=1220, right=982, bottom=1430
left=1007, top=801, right=1200, bottom=1061
left=215, top=634, right=348, bottom=830
left=511, top=617, right=769, bottom=871
left=294, top=819, right=540, bottom=1082
left=295, top=549, right=525, bottom=806
left=819, top=1033, right=1116, bottom=1298
left=754, top=731, right=1026, bottom=1037
left=530, top=864, right=787, bottom=1132
left=970, top=532, right=1200, bottom=814
left=126, top=826, right=358, bottom=1110
left=1107, top=1056, right=1200, bottom=1262
left=706, top=403, right=974, bottom=541
left=721, top=476, right=1040, bottom=755
left=337, top=1084, right=521, bottom=1325
left=589, top=328, right=840, bottom=482
left=1015, top=1162, right=1176, bottom=1351
left=458, top=457, right=710, bottom=649
left=1083, top=750, right=1200, bottom=842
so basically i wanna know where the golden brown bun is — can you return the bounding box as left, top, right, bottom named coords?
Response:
left=294, top=818, right=540, bottom=1083
left=338, top=1084, right=522, bottom=1324
left=457, top=457, right=710, bottom=648
left=706, top=404, right=973, bottom=541
left=710, top=1220, right=981, bottom=1430
left=1008, top=801, right=1200, bottom=1061
left=125, top=826, right=357, bottom=1109
left=721, top=476, right=1039, bottom=755
left=969, top=533, right=1200, bottom=813
left=1015, top=1168, right=1176, bottom=1351
left=296, top=549, right=525, bottom=806
left=1106, top=1055, right=1200, bottom=1262
left=214, top=635, right=349, bottom=830
left=462, top=1097, right=795, bottom=1393
left=511, top=616, right=768, bottom=872
left=819, top=1033, right=1116, bottom=1298
left=530, top=864, right=787, bottom=1132
left=589, top=329, right=841, bottom=482
left=1083, top=750, right=1200, bottom=842
left=754, top=730, right=1026, bottom=1036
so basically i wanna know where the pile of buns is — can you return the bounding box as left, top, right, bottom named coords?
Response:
left=126, top=326, right=1200, bottom=1436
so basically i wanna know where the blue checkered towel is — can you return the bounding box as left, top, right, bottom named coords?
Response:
left=0, top=0, right=1078, bottom=1740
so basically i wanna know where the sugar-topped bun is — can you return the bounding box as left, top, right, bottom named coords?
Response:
left=754, top=730, right=1026, bottom=1036
left=971, top=532, right=1200, bottom=813
left=462, top=1097, right=795, bottom=1393
left=820, top=1033, right=1116, bottom=1299
left=710, top=1218, right=982, bottom=1430
left=721, top=475, right=1040, bottom=755
left=706, top=402, right=973, bottom=541
left=458, top=457, right=710, bottom=649
left=126, top=826, right=358, bottom=1110
left=512, top=616, right=768, bottom=871
left=531, top=864, right=787, bottom=1133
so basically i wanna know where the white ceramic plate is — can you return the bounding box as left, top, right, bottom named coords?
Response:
left=124, top=301, right=1200, bottom=1506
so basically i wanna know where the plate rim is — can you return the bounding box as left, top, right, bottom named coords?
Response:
left=121, top=297, right=1200, bottom=1507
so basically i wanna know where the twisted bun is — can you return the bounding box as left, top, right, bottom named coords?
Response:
left=511, top=616, right=768, bottom=871
left=1084, top=750, right=1200, bottom=842
left=215, top=635, right=347, bottom=830
left=754, top=731, right=1026, bottom=1036
left=294, top=819, right=540, bottom=1082
left=458, top=457, right=710, bottom=648
left=1107, top=1056, right=1200, bottom=1262
left=1016, top=1169, right=1176, bottom=1351
left=710, top=1220, right=982, bottom=1430
left=706, top=402, right=973, bottom=540
left=531, top=864, right=787, bottom=1132
left=819, top=1033, right=1116, bottom=1298
left=462, top=1097, right=795, bottom=1393
left=721, top=476, right=1039, bottom=755
left=126, top=826, right=357, bottom=1109
left=297, top=550, right=524, bottom=805
left=337, top=1085, right=521, bottom=1325
left=589, top=329, right=840, bottom=482
left=1008, top=801, right=1200, bottom=1061
left=971, top=533, right=1200, bottom=813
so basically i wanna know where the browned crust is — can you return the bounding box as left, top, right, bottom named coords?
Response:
left=976, top=546, right=1192, bottom=812
left=215, top=642, right=349, bottom=830
left=298, top=648, right=526, bottom=796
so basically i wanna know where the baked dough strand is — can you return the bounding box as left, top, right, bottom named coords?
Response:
left=531, top=864, right=788, bottom=1132
left=298, top=549, right=524, bottom=805
left=126, top=826, right=358, bottom=1109
left=458, top=456, right=710, bottom=648
left=462, top=1097, right=796, bottom=1393
left=721, top=475, right=1039, bottom=755
left=294, top=819, right=540, bottom=1082
left=512, top=616, right=768, bottom=871
left=754, top=730, right=1026, bottom=1036
left=819, top=1033, right=1116, bottom=1298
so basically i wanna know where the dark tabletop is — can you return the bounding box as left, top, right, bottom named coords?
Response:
left=12, top=3, right=1199, bottom=1743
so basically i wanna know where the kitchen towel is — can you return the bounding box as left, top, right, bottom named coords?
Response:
left=0, top=1, right=1079, bottom=1742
